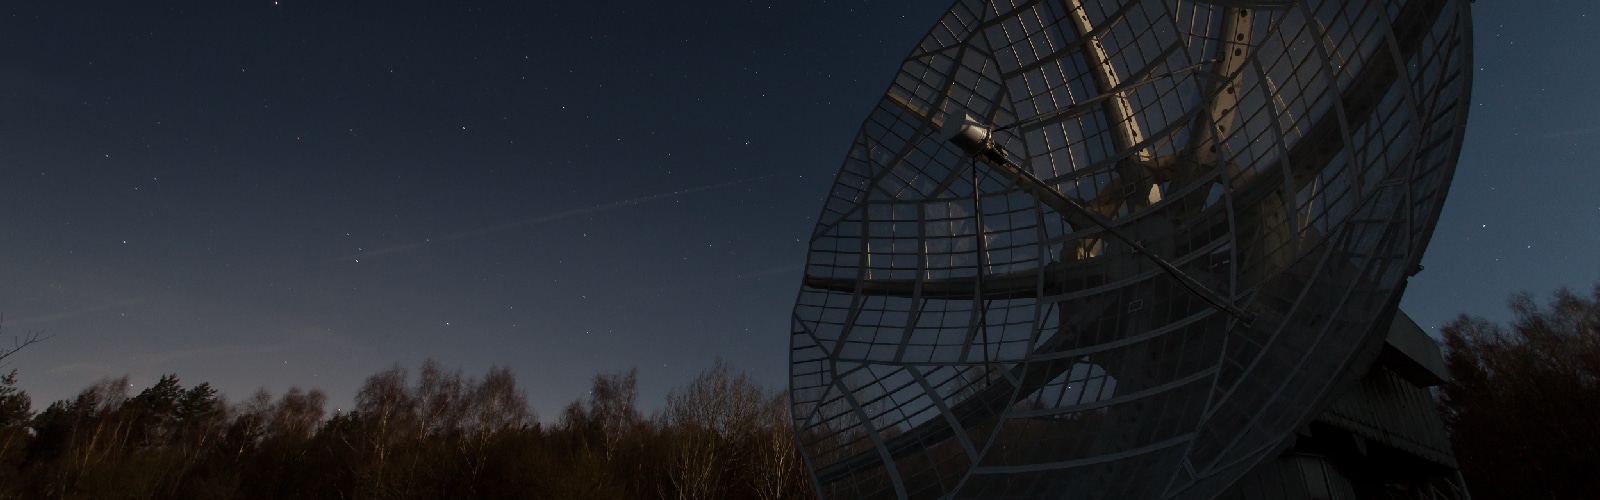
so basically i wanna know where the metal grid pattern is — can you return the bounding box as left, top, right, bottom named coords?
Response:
left=790, top=0, right=1472, bottom=498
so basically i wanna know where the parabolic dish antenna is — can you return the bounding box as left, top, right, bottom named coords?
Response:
left=789, top=0, right=1473, bottom=498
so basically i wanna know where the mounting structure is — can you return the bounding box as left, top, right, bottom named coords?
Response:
left=789, top=0, right=1474, bottom=498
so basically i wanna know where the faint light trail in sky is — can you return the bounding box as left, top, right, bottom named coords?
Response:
left=345, top=174, right=779, bottom=260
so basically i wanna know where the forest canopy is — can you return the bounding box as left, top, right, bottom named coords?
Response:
left=1438, top=281, right=1600, bottom=499
left=0, top=358, right=809, bottom=500
left=3, top=280, right=1598, bottom=499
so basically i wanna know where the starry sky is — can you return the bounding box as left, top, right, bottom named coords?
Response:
left=1, top=1, right=1595, bottom=416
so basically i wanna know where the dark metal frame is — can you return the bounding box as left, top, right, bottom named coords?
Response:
left=790, top=0, right=1474, bottom=498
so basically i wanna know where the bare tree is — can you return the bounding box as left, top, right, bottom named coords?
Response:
left=463, top=366, right=532, bottom=434
left=589, top=367, right=641, bottom=464
left=0, top=316, right=51, bottom=368
left=462, top=365, right=533, bottom=484
left=552, top=367, right=644, bottom=497
left=353, top=364, right=418, bottom=496
left=415, top=360, right=467, bottom=439
left=267, top=387, right=326, bottom=443
left=44, top=376, right=133, bottom=486
left=1440, top=282, right=1600, bottom=499
left=664, top=358, right=767, bottom=500
left=749, top=391, right=809, bottom=500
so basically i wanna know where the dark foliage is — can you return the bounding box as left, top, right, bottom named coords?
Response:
left=1439, top=282, right=1600, bottom=499
left=0, top=361, right=813, bottom=500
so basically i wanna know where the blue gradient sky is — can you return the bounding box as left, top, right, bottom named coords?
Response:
left=1, top=1, right=1594, bottom=416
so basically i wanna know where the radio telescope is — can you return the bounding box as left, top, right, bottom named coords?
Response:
left=788, top=0, right=1473, bottom=498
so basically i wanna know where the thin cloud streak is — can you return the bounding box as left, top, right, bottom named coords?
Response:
left=343, top=175, right=777, bottom=261
left=47, top=342, right=289, bottom=375
left=1532, top=125, right=1600, bottom=140
left=6, top=299, right=154, bottom=327
left=46, top=326, right=350, bottom=375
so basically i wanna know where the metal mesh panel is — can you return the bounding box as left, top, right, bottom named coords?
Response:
left=790, top=0, right=1472, bottom=497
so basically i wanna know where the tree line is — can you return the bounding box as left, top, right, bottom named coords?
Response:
left=2, top=279, right=1597, bottom=499
left=0, top=358, right=811, bottom=500
left=1438, top=281, right=1600, bottom=499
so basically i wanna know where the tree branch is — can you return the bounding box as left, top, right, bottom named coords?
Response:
left=0, top=315, right=54, bottom=367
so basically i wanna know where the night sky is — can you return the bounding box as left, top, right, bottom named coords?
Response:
left=2, top=1, right=1595, bottom=416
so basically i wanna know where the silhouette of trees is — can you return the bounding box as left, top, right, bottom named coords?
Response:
left=750, top=391, right=810, bottom=500
left=0, top=370, right=32, bottom=492
left=0, top=359, right=814, bottom=499
left=13, top=277, right=1597, bottom=499
left=1439, top=282, right=1600, bottom=499
left=663, top=358, right=773, bottom=500
left=0, top=371, right=29, bottom=427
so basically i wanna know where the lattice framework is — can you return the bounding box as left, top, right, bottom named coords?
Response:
left=790, top=0, right=1472, bottom=498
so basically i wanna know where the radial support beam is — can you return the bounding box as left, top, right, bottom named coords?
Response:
left=947, top=114, right=1256, bottom=325
left=1192, top=6, right=1255, bottom=171
left=1062, top=0, right=1150, bottom=164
